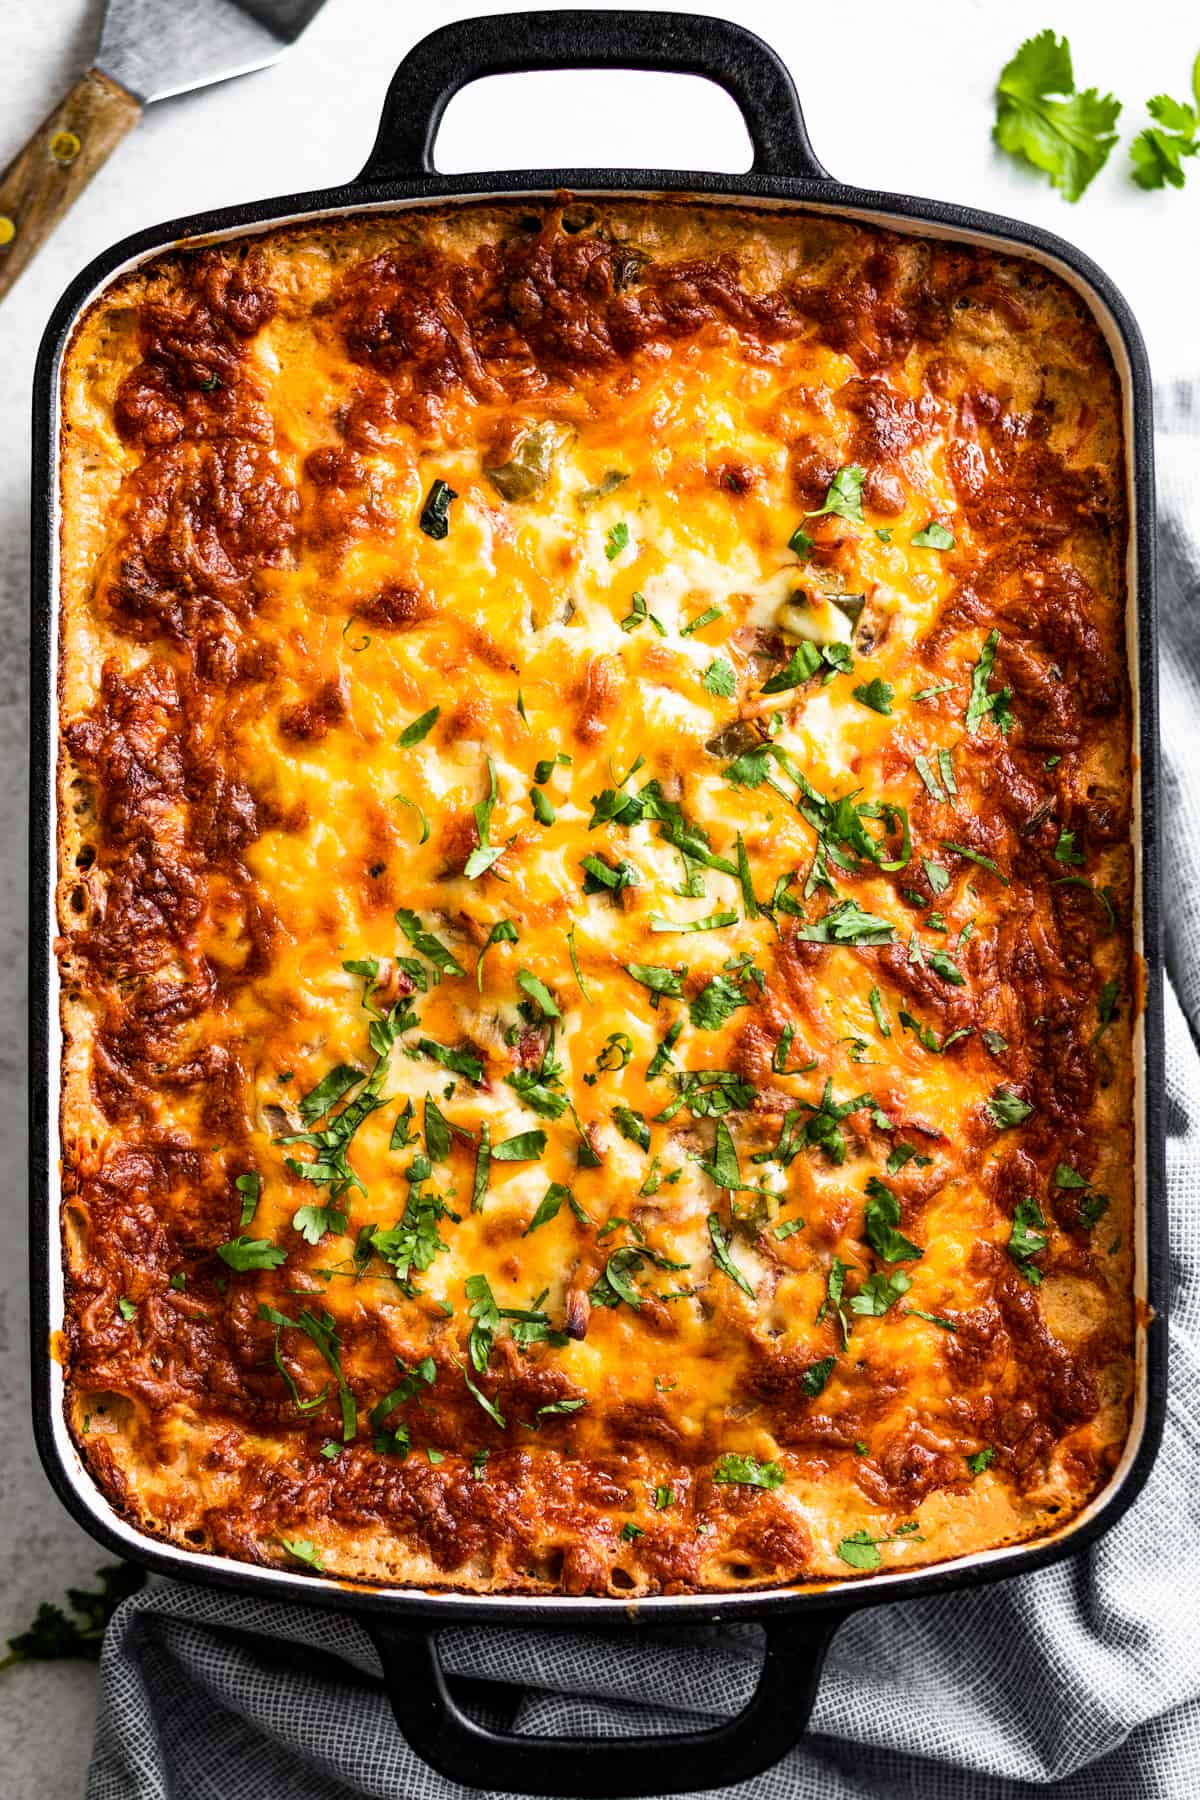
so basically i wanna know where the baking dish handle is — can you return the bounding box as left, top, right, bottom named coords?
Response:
left=368, top=1614, right=838, bottom=1795
left=359, top=10, right=830, bottom=183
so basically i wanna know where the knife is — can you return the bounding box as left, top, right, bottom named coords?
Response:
left=0, top=0, right=331, bottom=301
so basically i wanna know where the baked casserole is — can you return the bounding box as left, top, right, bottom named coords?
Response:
left=55, top=197, right=1134, bottom=1595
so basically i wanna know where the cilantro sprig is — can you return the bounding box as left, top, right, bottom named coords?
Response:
left=993, top=31, right=1121, bottom=202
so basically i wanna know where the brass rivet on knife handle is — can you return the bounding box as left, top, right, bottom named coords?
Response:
left=0, top=68, right=141, bottom=302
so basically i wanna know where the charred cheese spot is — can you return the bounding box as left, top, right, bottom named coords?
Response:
left=56, top=202, right=1134, bottom=1596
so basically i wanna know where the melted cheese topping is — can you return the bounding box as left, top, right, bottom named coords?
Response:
left=56, top=201, right=1135, bottom=1595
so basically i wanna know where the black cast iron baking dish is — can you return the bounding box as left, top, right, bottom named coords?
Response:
left=29, top=12, right=1167, bottom=1794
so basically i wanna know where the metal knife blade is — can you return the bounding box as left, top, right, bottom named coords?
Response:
left=97, top=0, right=330, bottom=106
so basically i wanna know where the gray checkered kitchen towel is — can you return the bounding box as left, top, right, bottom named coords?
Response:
left=85, top=393, right=1200, bottom=1800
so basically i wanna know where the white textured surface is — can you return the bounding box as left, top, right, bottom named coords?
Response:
left=2, top=1, right=1197, bottom=1793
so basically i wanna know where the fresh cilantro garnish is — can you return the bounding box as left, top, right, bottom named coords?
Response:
left=531, top=786, right=556, bottom=825
left=476, top=917, right=518, bottom=992
left=605, top=521, right=630, bottom=560
left=886, top=1142, right=930, bottom=1175
left=805, top=465, right=866, bottom=525
left=852, top=679, right=894, bottom=716
left=942, top=841, right=1009, bottom=885
left=236, top=1171, right=262, bottom=1227
left=911, top=521, right=955, bottom=550
left=788, top=524, right=814, bottom=559
left=899, top=1010, right=971, bottom=1056
left=988, top=1086, right=1034, bottom=1129
left=525, top=1182, right=584, bottom=1234
left=966, top=1448, right=995, bottom=1476
left=418, top=1038, right=484, bottom=1083
left=1053, top=876, right=1117, bottom=930
left=702, top=659, right=736, bottom=697
left=395, top=908, right=466, bottom=982
left=0, top=1565, right=145, bottom=1670
left=712, top=1453, right=784, bottom=1490
left=761, top=640, right=849, bottom=694
left=621, top=591, right=666, bottom=635
left=849, top=1268, right=912, bottom=1315
left=625, top=962, right=687, bottom=1004
left=1131, top=57, right=1200, bottom=188
left=613, top=1106, right=651, bottom=1152
left=116, top=1296, right=137, bottom=1321
left=259, top=1303, right=357, bottom=1440
left=689, top=972, right=748, bottom=1030
left=581, top=852, right=640, bottom=895
left=923, top=858, right=951, bottom=896
left=1008, top=1196, right=1048, bottom=1283
left=292, top=1204, right=347, bottom=1246
left=371, top=1355, right=437, bottom=1452
left=1054, top=1163, right=1110, bottom=1231
left=464, top=757, right=508, bottom=879
left=914, top=753, right=946, bottom=802
left=817, top=1256, right=851, bottom=1348
left=775, top=1216, right=805, bottom=1240
left=491, top=1129, right=547, bottom=1163
left=801, top=1355, right=835, bottom=1397
left=656, top=1068, right=755, bottom=1122
left=799, top=900, right=897, bottom=945
left=418, top=479, right=457, bottom=539
left=397, top=705, right=440, bottom=748
left=516, top=967, right=560, bottom=1018
left=1054, top=827, right=1085, bottom=866
left=707, top=1212, right=756, bottom=1298
left=681, top=604, right=723, bottom=637
left=965, top=630, right=1013, bottom=734
left=650, top=908, right=737, bottom=934
left=904, top=1307, right=957, bottom=1331
left=993, top=30, right=1121, bottom=202
left=862, top=1177, right=922, bottom=1262
left=927, top=948, right=965, bottom=986
left=217, top=1236, right=286, bottom=1271
left=836, top=1523, right=922, bottom=1570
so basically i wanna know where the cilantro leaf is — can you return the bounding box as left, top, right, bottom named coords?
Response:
left=702, top=659, right=736, bottom=697
left=1008, top=1196, right=1048, bottom=1282
left=625, top=962, right=686, bottom=1003
left=1130, top=57, right=1200, bottom=189
left=799, top=900, right=897, bottom=945
left=852, top=679, right=894, bottom=716
left=911, top=521, right=955, bottom=550
left=965, top=630, right=1013, bottom=734
left=292, top=1204, right=348, bottom=1246
left=712, top=1453, right=784, bottom=1489
left=988, top=1085, right=1034, bottom=1129
left=993, top=30, right=1121, bottom=202
left=516, top=967, right=560, bottom=1018
left=707, top=1212, right=756, bottom=1298
left=217, top=1235, right=287, bottom=1271
left=397, top=705, right=440, bottom=748
left=689, top=973, right=748, bottom=1030
left=0, top=1565, right=145, bottom=1669
left=805, top=465, right=866, bottom=525
left=491, top=1130, right=547, bottom=1163
left=848, top=1268, right=912, bottom=1315
left=801, top=1355, right=835, bottom=1398
left=863, top=1177, right=922, bottom=1262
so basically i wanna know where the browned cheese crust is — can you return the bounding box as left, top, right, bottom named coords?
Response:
left=55, top=198, right=1134, bottom=1595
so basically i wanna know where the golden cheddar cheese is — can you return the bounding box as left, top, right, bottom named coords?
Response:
left=55, top=198, right=1134, bottom=1594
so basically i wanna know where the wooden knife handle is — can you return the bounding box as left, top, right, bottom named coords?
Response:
left=0, top=68, right=141, bottom=301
